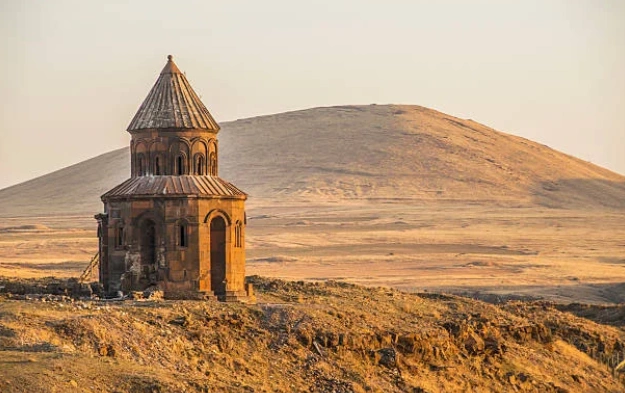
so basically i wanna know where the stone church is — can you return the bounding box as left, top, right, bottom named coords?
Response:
left=95, top=55, right=249, bottom=301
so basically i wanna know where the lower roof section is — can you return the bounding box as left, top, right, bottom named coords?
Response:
left=101, top=175, right=247, bottom=200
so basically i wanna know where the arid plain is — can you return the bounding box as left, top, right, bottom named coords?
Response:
left=1, top=202, right=624, bottom=305
left=1, top=105, right=623, bottom=304
left=2, top=105, right=625, bottom=392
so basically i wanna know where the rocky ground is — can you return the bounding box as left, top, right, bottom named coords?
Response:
left=0, top=277, right=624, bottom=392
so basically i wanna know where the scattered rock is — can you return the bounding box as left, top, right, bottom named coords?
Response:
left=168, top=316, right=189, bottom=327
left=464, top=332, right=485, bottom=355
left=374, top=347, right=397, bottom=368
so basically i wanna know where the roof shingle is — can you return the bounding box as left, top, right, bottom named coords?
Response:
left=102, top=176, right=246, bottom=199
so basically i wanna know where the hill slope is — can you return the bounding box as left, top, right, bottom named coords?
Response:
left=1, top=277, right=624, bottom=392
left=1, top=105, right=623, bottom=216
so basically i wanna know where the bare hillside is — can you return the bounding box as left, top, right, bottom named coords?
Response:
left=0, top=105, right=623, bottom=217
left=1, top=277, right=624, bottom=392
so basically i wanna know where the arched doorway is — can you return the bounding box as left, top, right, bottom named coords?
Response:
left=141, top=219, right=157, bottom=285
left=210, top=216, right=226, bottom=294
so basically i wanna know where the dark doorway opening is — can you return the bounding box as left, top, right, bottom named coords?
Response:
left=141, top=219, right=157, bottom=285
left=210, top=216, right=226, bottom=295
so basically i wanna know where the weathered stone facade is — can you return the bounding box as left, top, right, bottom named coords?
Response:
left=96, top=56, right=248, bottom=301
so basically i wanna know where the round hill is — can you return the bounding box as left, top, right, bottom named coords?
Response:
left=0, top=105, right=623, bottom=217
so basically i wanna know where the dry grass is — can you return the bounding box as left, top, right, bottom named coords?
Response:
left=1, top=278, right=624, bottom=392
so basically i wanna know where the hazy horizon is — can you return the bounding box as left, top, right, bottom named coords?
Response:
left=1, top=0, right=624, bottom=189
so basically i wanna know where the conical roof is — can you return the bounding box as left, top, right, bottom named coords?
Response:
left=127, top=55, right=220, bottom=132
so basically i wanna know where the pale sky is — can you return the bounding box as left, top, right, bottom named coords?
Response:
left=1, top=0, right=624, bottom=189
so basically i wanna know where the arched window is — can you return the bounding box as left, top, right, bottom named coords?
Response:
left=209, top=153, right=217, bottom=176
left=154, top=156, right=162, bottom=175
left=176, top=155, right=186, bottom=175
left=179, top=223, right=188, bottom=247
left=137, top=154, right=145, bottom=176
left=195, top=155, right=204, bottom=175
left=234, top=220, right=242, bottom=248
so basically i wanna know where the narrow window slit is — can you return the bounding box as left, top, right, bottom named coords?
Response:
left=177, top=156, right=184, bottom=175
left=180, top=224, right=187, bottom=247
left=154, top=156, right=161, bottom=175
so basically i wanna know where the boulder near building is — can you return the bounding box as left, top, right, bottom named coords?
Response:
left=95, top=55, right=249, bottom=301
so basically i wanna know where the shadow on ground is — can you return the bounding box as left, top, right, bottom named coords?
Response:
left=442, top=281, right=625, bottom=305
left=533, top=179, right=625, bottom=209
left=1, top=261, right=85, bottom=272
